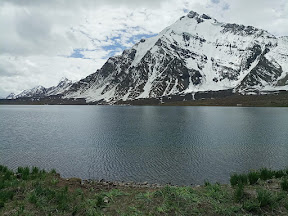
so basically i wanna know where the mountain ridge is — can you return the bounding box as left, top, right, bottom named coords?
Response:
left=6, top=78, right=72, bottom=99
left=6, top=11, right=288, bottom=103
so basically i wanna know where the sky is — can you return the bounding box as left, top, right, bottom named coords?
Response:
left=0, top=0, right=288, bottom=98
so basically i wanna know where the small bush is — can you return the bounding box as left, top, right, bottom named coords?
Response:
left=281, top=178, right=288, bottom=191
left=260, top=168, right=274, bottom=181
left=234, top=183, right=244, bottom=202
left=257, top=189, right=275, bottom=207
left=248, top=171, right=260, bottom=185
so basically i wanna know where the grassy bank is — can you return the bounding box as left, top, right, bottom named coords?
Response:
left=1, top=165, right=288, bottom=215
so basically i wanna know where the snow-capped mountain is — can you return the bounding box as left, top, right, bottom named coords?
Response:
left=16, top=85, right=47, bottom=98
left=6, top=93, right=16, bottom=100
left=6, top=78, right=72, bottom=99
left=64, top=10, right=288, bottom=103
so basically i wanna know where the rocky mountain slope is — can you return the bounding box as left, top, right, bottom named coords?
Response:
left=7, top=78, right=72, bottom=99
left=62, top=11, right=288, bottom=103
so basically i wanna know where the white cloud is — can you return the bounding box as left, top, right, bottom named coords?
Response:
left=0, top=0, right=287, bottom=97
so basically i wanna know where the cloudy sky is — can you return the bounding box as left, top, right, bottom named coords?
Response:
left=0, top=0, right=287, bottom=98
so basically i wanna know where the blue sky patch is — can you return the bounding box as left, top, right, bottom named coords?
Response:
left=102, top=33, right=157, bottom=58
left=69, top=49, right=84, bottom=58
left=183, top=8, right=189, bottom=13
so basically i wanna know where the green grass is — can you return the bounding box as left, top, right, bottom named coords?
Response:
left=281, top=178, right=288, bottom=191
left=230, top=173, right=248, bottom=186
left=234, top=183, right=244, bottom=202
left=248, top=170, right=260, bottom=185
left=257, top=189, right=276, bottom=207
left=1, top=165, right=288, bottom=215
left=260, top=168, right=274, bottom=180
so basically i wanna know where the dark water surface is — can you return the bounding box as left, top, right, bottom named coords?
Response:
left=1, top=105, right=288, bottom=185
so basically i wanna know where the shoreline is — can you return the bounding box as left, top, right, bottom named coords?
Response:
left=1, top=91, right=288, bottom=107
left=1, top=165, right=288, bottom=215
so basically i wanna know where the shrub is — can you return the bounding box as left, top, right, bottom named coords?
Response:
left=248, top=171, right=260, bottom=185
left=257, top=189, right=275, bottom=207
left=260, top=168, right=274, bottom=181
left=281, top=178, right=288, bottom=191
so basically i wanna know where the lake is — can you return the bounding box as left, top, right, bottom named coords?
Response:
left=0, top=105, right=288, bottom=185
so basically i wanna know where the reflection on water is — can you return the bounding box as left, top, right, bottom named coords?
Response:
left=0, top=105, right=288, bottom=185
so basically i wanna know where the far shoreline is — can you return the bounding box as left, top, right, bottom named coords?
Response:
left=1, top=92, right=288, bottom=107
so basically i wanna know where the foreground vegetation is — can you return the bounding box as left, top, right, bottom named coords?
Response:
left=1, top=165, right=288, bottom=215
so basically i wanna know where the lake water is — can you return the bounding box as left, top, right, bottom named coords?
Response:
left=0, top=105, right=288, bottom=185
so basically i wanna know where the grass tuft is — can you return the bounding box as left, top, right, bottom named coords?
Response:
left=281, top=178, right=288, bottom=191
left=230, top=173, right=248, bottom=186
left=248, top=171, right=260, bottom=185
left=275, top=170, right=285, bottom=179
left=259, top=168, right=274, bottom=181
left=242, top=199, right=260, bottom=213
left=257, top=189, right=275, bottom=207
left=234, top=183, right=244, bottom=202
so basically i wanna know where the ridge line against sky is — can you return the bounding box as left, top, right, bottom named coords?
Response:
left=0, top=0, right=287, bottom=97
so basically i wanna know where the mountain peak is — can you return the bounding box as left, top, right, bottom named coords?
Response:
left=59, top=77, right=69, bottom=83
left=6, top=93, right=16, bottom=99
left=187, top=10, right=199, bottom=18
left=184, top=11, right=216, bottom=24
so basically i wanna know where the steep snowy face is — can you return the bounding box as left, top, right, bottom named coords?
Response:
left=65, top=11, right=288, bottom=102
left=7, top=78, right=73, bottom=99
